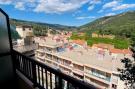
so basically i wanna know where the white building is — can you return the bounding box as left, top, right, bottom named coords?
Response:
left=16, top=25, right=34, bottom=46
left=16, top=25, right=33, bottom=38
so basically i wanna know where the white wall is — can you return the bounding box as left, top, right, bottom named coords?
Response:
left=16, top=27, right=23, bottom=38
left=16, top=27, right=33, bottom=38
left=117, top=79, right=125, bottom=89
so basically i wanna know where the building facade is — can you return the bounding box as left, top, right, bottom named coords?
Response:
left=35, top=36, right=132, bottom=89
left=16, top=25, right=34, bottom=45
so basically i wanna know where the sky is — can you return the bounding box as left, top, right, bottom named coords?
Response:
left=0, top=0, right=135, bottom=26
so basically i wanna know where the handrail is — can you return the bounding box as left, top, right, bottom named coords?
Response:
left=12, top=50, right=97, bottom=89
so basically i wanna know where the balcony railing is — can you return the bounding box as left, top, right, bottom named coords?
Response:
left=12, top=50, right=97, bottom=89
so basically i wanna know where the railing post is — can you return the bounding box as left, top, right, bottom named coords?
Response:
left=58, top=77, right=63, bottom=89
left=32, top=62, right=37, bottom=88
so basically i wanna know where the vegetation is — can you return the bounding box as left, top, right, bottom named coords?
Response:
left=70, top=33, right=130, bottom=49
left=33, top=26, right=47, bottom=36
left=79, top=11, right=135, bottom=39
left=10, top=19, right=76, bottom=30
left=118, top=49, right=135, bottom=88
left=77, top=11, right=135, bottom=48
left=10, top=18, right=77, bottom=37
left=80, top=11, right=135, bottom=36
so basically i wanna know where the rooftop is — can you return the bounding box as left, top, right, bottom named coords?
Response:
left=35, top=36, right=68, bottom=48
left=110, top=49, right=132, bottom=54
left=72, top=40, right=86, bottom=46
left=16, top=25, right=33, bottom=28
left=43, top=44, right=133, bottom=73
left=57, top=47, right=125, bottom=73
left=36, top=37, right=133, bottom=73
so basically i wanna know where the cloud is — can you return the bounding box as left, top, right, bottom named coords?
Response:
left=89, top=0, right=101, bottom=4
left=99, top=1, right=135, bottom=13
left=97, top=9, right=103, bottom=13
left=88, top=0, right=101, bottom=11
left=0, top=0, right=91, bottom=14
left=112, top=4, right=135, bottom=11
left=105, top=13, right=116, bottom=16
left=0, top=0, right=12, bottom=4
left=103, top=1, right=119, bottom=9
left=0, top=0, right=101, bottom=14
left=76, top=16, right=95, bottom=20
left=15, top=2, right=25, bottom=10
left=88, top=5, right=94, bottom=11
left=72, top=10, right=82, bottom=17
left=34, top=0, right=90, bottom=14
left=98, top=1, right=120, bottom=13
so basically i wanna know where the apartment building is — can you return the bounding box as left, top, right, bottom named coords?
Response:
left=16, top=25, right=33, bottom=38
left=35, top=36, right=133, bottom=89
left=16, top=25, right=34, bottom=45
left=92, top=33, right=115, bottom=39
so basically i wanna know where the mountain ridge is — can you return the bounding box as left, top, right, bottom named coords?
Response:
left=10, top=18, right=77, bottom=31
left=79, top=11, right=135, bottom=38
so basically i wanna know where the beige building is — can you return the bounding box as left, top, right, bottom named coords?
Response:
left=16, top=25, right=33, bottom=38
left=16, top=25, right=34, bottom=45
left=92, top=33, right=115, bottom=39
left=35, top=36, right=132, bottom=89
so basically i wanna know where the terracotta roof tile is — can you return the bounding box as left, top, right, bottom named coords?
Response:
left=72, top=40, right=86, bottom=46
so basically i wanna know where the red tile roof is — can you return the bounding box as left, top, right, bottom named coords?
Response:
left=109, top=49, right=123, bottom=54
left=123, top=49, right=132, bottom=54
left=109, top=49, right=132, bottom=54
left=72, top=40, right=86, bottom=46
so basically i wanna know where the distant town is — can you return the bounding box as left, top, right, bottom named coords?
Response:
left=13, top=25, right=133, bottom=89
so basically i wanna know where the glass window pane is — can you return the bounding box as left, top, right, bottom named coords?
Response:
left=0, top=11, right=10, bottom=53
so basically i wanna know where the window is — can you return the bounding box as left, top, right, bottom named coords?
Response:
left=112, top=84, right=117, bottom=89
left=23, top=28, right=25, bottom=31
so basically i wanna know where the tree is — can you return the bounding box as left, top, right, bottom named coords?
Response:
left=33, top=25, right=47, bottom=36
left=131, top=33, right=135, bottom=49
left=118, top=49, right=135, bottom=89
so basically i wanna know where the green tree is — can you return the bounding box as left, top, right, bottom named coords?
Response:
left=118, top=49, right=135, bottom=89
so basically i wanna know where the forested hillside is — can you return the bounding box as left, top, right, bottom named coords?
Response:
left=80, top=11, right=135, bottom=39
left=10, top=18, right=76, bottom=37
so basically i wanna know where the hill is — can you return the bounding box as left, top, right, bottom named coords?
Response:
left=10, top=18, right=76, bottom=31
left=79, top=11, right=135, bottom=38
left=10, top=18, right=77, bottom=37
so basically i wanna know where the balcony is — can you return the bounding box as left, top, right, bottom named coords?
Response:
left=13, top=50, right=97, bottom=89
left=0, top=8, right=98, bottom=89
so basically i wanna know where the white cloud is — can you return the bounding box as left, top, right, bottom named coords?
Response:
left=28, top=0, right=35, bottom=3
left=98, top=1, right=119, bottom=13
left=112, top=4, right=135, bottom=11
left=97, top=9, right=103, bottom=13
left=0, top=0, right=92, bottom=14
left=89, top=0, right=101, bottom=4
left=34, top=0, right=90, bottom=14
left=103, top=1, right=119, bottom=9
left=76, top=16, right=95, bottom=20
left=0, top=0, right=100, bottom=14
left=15, top=2, right=25, bottom=10
left=88, top=5, right=94, bottom=11
left=88, top=0, right=101, bottom=11
left=105, top=13, right=116, bottom=16
left=72, top=10, right=82, bottom=17
left=99, top=1, right=135, bottom=13
left=0, top=0, right=12, bottom=4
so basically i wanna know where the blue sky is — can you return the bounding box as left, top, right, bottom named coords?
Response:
left=0, top=0, right=135, bottom=26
